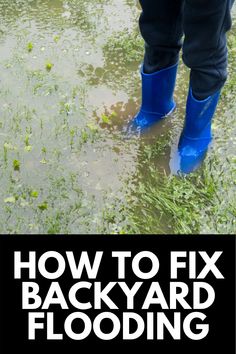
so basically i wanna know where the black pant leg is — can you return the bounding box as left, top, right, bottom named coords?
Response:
left=139, top=0, right=184, bottom=73
left=183, top=0, right=235, bottom=99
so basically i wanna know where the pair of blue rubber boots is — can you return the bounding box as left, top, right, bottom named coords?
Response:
left=131, top=63, right=220, bottom=174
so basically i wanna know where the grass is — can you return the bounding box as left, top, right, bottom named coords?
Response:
left=124, top=163, right=235, bottom=234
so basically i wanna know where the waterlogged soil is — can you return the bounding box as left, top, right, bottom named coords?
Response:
left=0, top=0, right=235, bottom=234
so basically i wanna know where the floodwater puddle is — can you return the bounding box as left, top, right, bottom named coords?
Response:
left=0, top=0, right=235, bottom=234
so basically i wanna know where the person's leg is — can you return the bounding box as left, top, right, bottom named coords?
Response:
left=139, top=0, right=184, bottom=73
left=129, top=0, right=184, bottom=132
left=177, top=0, right=235, bottom=174
left=183, top=0, right=235, bottom=100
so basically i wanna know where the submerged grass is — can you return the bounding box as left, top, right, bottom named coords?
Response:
left=124, top=163, right=235, bottom=234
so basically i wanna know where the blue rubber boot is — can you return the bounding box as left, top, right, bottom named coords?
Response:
left=128, top=62, right=178, bottom=134
left=178, top=88, right=221, bottom=174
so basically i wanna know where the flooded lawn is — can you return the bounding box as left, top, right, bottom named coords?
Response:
left=0, top=0, right=235, bottom=234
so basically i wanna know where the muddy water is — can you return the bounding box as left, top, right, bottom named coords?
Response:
left=0, top=0, right=235, bottom=234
